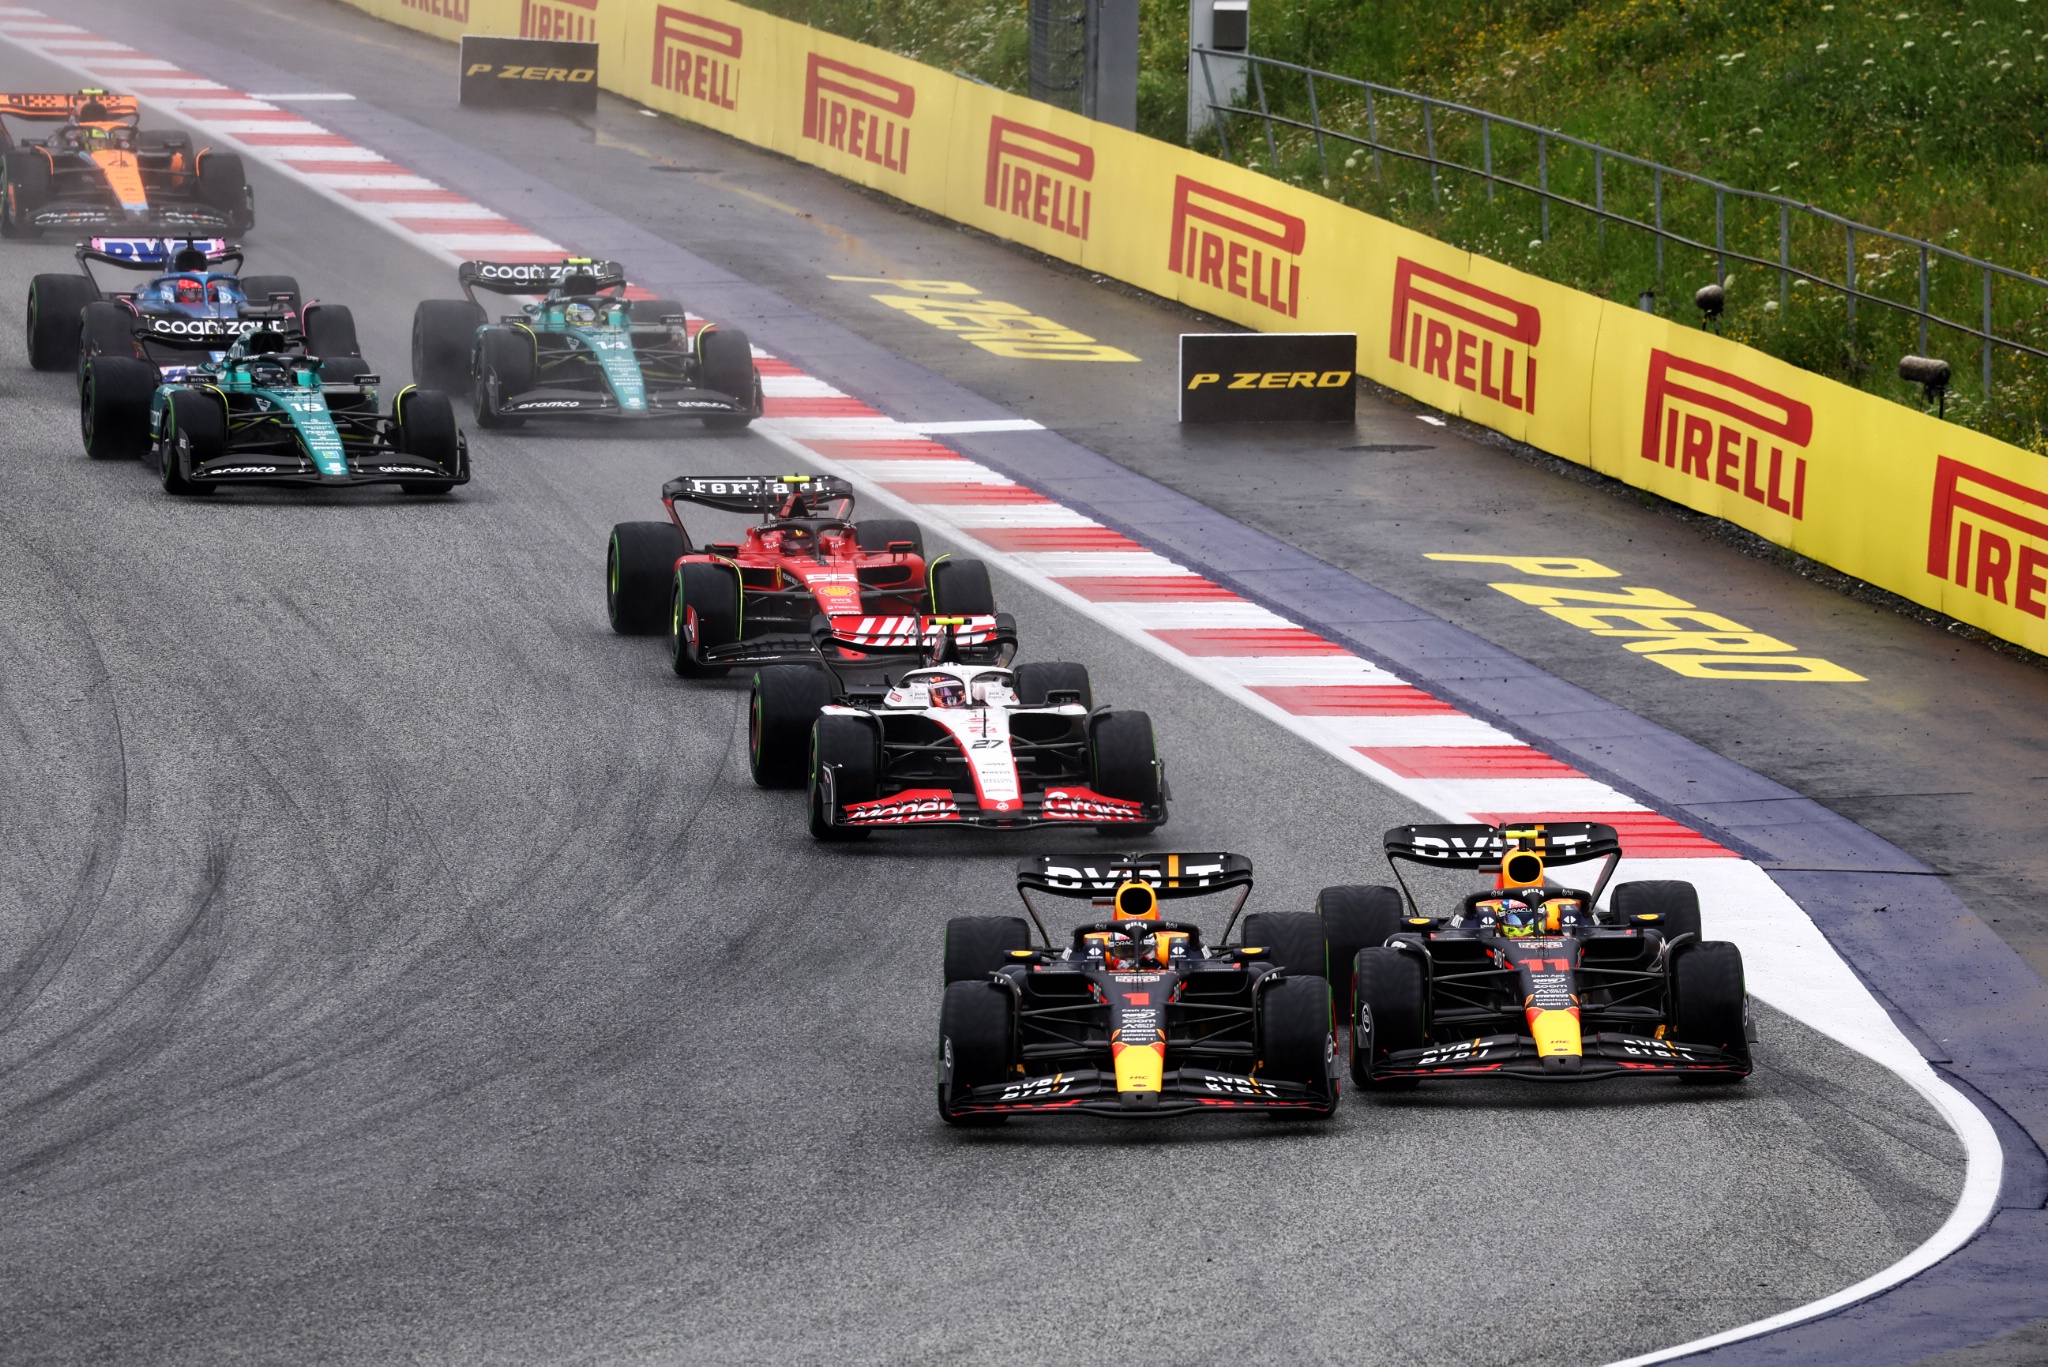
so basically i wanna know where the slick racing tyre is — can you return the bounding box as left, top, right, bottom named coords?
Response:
left=749, top=664, right=834, bottom=789
left=393, top=387, right=461, bottom=494
left=3, top=148, right=49, bottom=237
left=929, top=556, right=996, bottom=616
left=78, top=300, right=140, bottom=372
left=1014, top=661, right=1093, bottom=710
left=1611, top=879, right=1702, bottom=942
left=1672, top=941, right=1750, bottom=1079
left=1351, top=946, right=1426, bottom=1090
left=79, top=356, right=156, bottom=461
left=667, top=561, right=739, bottom=677
left=809, top=715, right=878, bottom=842
left=239, top=274, right=302, bottom=319
left=303, top=303, right=366, bottom=383
left=198, top=150, right=252, bottom=233
left=607, top=521, right=687, bottom=635
left=938, top=980, right=1014, bottom=1126
left=696, top=324, right=757, bottom=428
left=473, top=328, right=534, bottom=429
left=158, top=390, right=224, bottom=497
left=854, top=518, right=925, bottom=559
left=943, top=916, right=1030, bottom=985
left=1257, top=975, right=1337, bottom=1116
left=1085, top=710, right=1160, bottom=834
left=412, top=298, right=485, bottom=392
left=1316, top=885, right=1405, bottom=1031
left=26, top=273, right=98, bottom=371
left=1241, top=911, right=1326, bottom=980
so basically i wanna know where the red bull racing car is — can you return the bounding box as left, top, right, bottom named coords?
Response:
left=604, top=473, right=1000, bottom=675
left=1347, top=821, right=1753, bottom=1089
left=745, top=615, right=1167, bottom=839
left=938, top=853, right=1341, bottom=1122
left=1, top=91, right=250, bottom=238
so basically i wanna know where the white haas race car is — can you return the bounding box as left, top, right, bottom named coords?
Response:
left=746, top=615, right=1169, bottom=840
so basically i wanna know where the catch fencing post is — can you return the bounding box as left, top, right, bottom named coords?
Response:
left=1424, top=101, right=1439, bottom=207
left=1919, top=246, right=1930, bottom=357
left=1483, top=117, right=1494, bottom=203
left=1253, top=59, right=1277, bottom=171
left=1538, top=133, right=1549, bottom=241
left=1984, top=267, right=1995, bottom=397
left=1305, top=68, right=1326, bottom=180
left=1779, top=203, right=1790, bottom=309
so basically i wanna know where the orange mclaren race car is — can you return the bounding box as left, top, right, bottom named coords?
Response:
left=1348, top=821, right=1753, bottom=1090
left=937, top=853, right=1342, bottom=1122
left=0, top=91, right=251, bottom=238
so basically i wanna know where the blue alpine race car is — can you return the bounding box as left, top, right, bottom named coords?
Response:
left=409, top=257, right=761, bottom=429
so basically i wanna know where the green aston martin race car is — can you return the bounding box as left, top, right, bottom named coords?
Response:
left=409, top=257, right=762, bottom=429
left=79, top=323, right=469, bottom=497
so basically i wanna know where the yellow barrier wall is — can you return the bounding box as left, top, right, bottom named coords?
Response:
left=343, top=0, right=2048, bottom=657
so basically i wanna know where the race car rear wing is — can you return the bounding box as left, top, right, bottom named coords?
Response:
left=1382, top=821, right=1624, bottom=914
left=0, top=90, right=139, bottom=127
left=456, top=257, right=628, bottom=299
left=662, top=473, right=856, bottom=519
left=1014, top=852, right=1255, bottom=947
left=78, top=237, right=243, bottom=276
left=811, top=613, right=1016, bottom=666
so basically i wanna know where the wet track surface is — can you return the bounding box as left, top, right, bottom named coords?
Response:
left=0, top=6, right=2001, bottom=1363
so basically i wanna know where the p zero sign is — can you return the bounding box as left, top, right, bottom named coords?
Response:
left=459, top=34, right=598, bottom=110
left=1179, top=333, right=1355, bottom=423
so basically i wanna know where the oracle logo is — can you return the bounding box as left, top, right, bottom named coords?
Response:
left=1389, top=258, right=1539, bottom=412
left=1639, top=350, right=1813, bottom=520
left=652, top=6, right=741, bottom=111
left=520, top=0, right=595, bottom=41
left=801, top=54, right=914, bottom=174
left=984, top=117, right=1092, bottom=241
left=1167, top=176, right=1302, bottom=319
left=1926, top=456, right=2048, bottom=619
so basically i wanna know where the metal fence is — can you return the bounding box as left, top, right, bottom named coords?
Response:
left=1029, top=0, right=1088, bottom=112
left=1192, top=46, right=2048, bottom=395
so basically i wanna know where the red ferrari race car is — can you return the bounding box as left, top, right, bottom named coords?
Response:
left=746, top=615, right=1167, bottom=839
left=1346, top=820, right=1754, bottom=1089
left=0, top=91, right=250, bottom=238
left=604, top=474, right=999, bottom=674
left=937, top=853, right=1341, bottom=1121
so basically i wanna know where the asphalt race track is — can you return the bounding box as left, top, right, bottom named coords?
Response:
left=0, top=4, right=2024, bottom=1364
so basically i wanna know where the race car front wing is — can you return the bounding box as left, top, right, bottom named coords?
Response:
left=1366, top=1030, right=1751, bottom=1082
left=945, top=1066, right=1335, bottom=1117
left=818, top=772, right=1165, bottom=831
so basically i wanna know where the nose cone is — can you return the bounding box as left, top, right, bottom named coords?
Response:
left=1119, top=1090, right=1161, bottom=1110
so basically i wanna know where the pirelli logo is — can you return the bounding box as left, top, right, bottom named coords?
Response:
left=801, top=55, right=913, bottom=174
left=1167, top=177, right=1301, bottom=319
left=403, top=0, right=469, bottom=18
left=521, top=0, right=595, bottom=41
left=1640, top=350, right=1813, bottom=520
left=984, top=118, right=1091, bottom=241
left=1926, top=456, right=2048, bottom=618
left=1389, top=258, right=1539, bottom=412
left=652, top=6, right=740, bottom=111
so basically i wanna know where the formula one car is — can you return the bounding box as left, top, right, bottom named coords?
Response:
left=937, top=853, right=1341, bottom=1122
left=749, top=615, right=1166, bottom=839
left=409, top=258, right=761, bottom=427
left=1344, top=821, right=1753, bottom=1088
left=26, top=236, right=316, bottom=374
left=605, top=473, right=1000, bottom=674
left=0, top=91, right=250, bottom=238
left=79, top=324, right=468, bottom=495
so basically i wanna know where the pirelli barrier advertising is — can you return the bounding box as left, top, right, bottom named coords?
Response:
left=347, top=0, right=2048, bottom=658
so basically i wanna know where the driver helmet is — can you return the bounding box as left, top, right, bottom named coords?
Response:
left=1497, top=898, right=1541, bottom=938
left=173, top=277, right=206, bottom=306
left=564, top=301, right=598, bottom=326
left=1104, top=930, right=1154, bottom=970
left=928, top=679, right=968, bottom=709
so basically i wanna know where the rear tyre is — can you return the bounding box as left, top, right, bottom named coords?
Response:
left=607, top=521, right=687, bottom=635
left=854, top=518, right=925, bottom=558
left=303, top=302, right=364, bottom=381
left=938, top=980, right=1013, bottom=1125
left=474, top=328, right=533, bottom=428
left=630, top=297, right=687, bottom=324
left=809, top=715, right=878, bottom=842
left=1612, top=880, right=1702, bottom=943
left=198, top=151, right=251, bottom=233
left=78, top=300, right=142, bottom=376
left=749, top=664, right=834, bottom=789
left=412, top=298, right=485, bottom=392
left=1014, top=661, right=1093, bottom=710
left=1316, top=885, right=1406, bottom=1032
left=943, top=916, right=1030, bottom=984
left=3, top=148, right=49, bottom=237
left=159, top=389, right=224, bottom=497
left=1352, top=947, right=1427, bottom=1090
left=667, top=561, right=740, bottom=677
left=27, top=274, right=99, bottom=370
left=1086, top=710, right=1160, bottom=834
left=929, top=557, right=996, bottom=615
left=1241, top=911, right=1325, bottom=978
left=79, top=356, right=156, bottom=461
left=239, top=274, right=302, bottom=319
left=1672, top=941, right=1749, bottom=1077
left=1257, top=975, right=1336, bottom=1115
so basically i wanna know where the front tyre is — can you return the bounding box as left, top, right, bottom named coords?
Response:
left=667, top=561, right=740, bottom=676
left=79, top=356, right=156, bottom=461
left=1086, top=710, right=1161, bottom=834
left=938, top=980, right=1014, bottom=1126
left=1672, top=941, right=1750, bottom=1080
left=808, top=714, right=878, bottom=841
left=1257, top=975, right=1337, bottom=1117
left=159, top=390, right=225, bottom=497
left=473, top=328, right=533, bottom=429
left=696, top=324, right=758, bottom=428
left=1351, top=947, right=1426, bottom=1091
left=607, top=521, right=687, bottom=635
left=749, top=664, right=834, bottom=789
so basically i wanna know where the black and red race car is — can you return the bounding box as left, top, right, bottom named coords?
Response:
left=747, top=615, right=1167, bottom=839
left=604, top=474, right=999, bottom=674
left=1342, top=821, right=1753, bottom=1089
left=0, top=91, right=250, bottom=238
left=937, top=853, right=1341, bottom=1122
